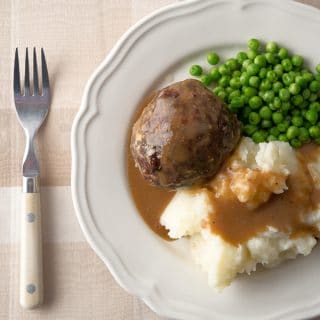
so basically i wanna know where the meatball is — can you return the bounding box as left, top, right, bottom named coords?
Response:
left=130, top=79, right=241, bottom=188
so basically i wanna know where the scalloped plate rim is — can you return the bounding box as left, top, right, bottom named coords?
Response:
left=71, top=1, right=320, bottom=319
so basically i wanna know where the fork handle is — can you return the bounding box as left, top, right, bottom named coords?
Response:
left=20, top=191, right=43, bottom=309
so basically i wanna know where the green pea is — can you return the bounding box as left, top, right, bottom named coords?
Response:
left=249, top=76, right=260, bottom=88
left=274, top=64, right=284, bottom=77
left=315, top=73, right=320, bottom=81
left=259, top=91, right=265, bottom=99
left=278, top=48, right=289, bottom=60
left=219, top=75, right=230, bottom=87
left=292, top=110, right=301, bottom=116
left=248, top=38, right=260, bottom=51
left=261, top=119, right=272, bottom=128
left=247, top=49, right=258, bottom=60
left=310, top=102, right=320, bottom=112
left=263, top=91, right=274, bottom=103
left=243, top=87, right=257, bottom=98
left=259, top=68, right=268, bottom=78
left=309, top=93, right=318, bottom=102
left=266, top=41, right=278, bottom=53
left=290, top=139, right=302, bottom=148
left=230, top=77, right=241, bottom=89
left=295, top=75, right=307, bottom=88
left=207, top=52, right=220, bottom=65
left=240, top=73, right=250, bottom=86
left=226, top=58, right=238, bottom=71
left=279, top=134, right=289, bottom=142
left=200, top=74, right=212, bottom=86
left=209, top=67, right=221, bottom=81
left=282, top=59, right=293, bottom=72
left=265, top=70, right=277, bottom=83
left=281, top=101, right=291, bottom=112
left=230, top=96, right=245, bottom=109
left=249, top=96, right=263, bottom=109
left=273, top=97, right=282, bottom=109
left=299, top=127, right=310, bottom=142
left=252, top=130, right=267, bottom=143
left=228, top=89, right=241, bottom=101
left=282, top=73, right=294, bottom=86
left=242, top=59, right=252, bottom=70
left=305, top=109, right=318, bottom=124
left=309, top=126, right=320, bottom=138
left=247, top=63, right=260, bottom=76
left=259, top=106, right=272, bottom=120
left=233, top=70, right=241, bottom=77
left=273, top=81, right=283, bottom=93
left=226, top=87, right=233, bottom=95
left=216, top=90, right=226, bottom=101
left=249, top=112, right=261, bottom=125
left=288, top=83, right=301, bottom=95
left=292, top=55, right=304, bottom=68
left=292, top=95, right=303, bottom=107
left=272, top=112, right=284, bottom=124
left=269, top=127, right=280, bottom=136
left=286, top=126, right=300, bottom=139
left=260, top=79, right=272, bottom=91
left=302, top=88, right=311, bottom=99
left=254, top=55, right=267, bottom=67
left=279, top=88, right=291, bottom=101
left=267, top=135, right=277, bottom=142
left=189, top=65, right=203, bottom=76
left=289, top=70, right=297, bottom=78
left=310, top=80, right=320, bottom=92
left=218, top=64, right=230, bottom=75
left=243, top=124, right=258, bottom=136
left=315, top=64, right=320, bottom=73
left=277, top=123, right=288, bottom=133
left=303, top=72, right=314, bottom=83
left=213, top=86, right=222, bottom=95
left=237, top=52, right=248, bottom=64
left=291, top=116, right=304, bottom=127
left=265, top=52, right=277, bottom=65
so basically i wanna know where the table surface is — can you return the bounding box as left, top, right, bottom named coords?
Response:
left=0, top=0, right=319, bottom=319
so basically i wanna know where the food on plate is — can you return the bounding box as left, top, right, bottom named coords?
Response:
left=161, top=138, right=320, bottom=289
left=130, top=79, right=241, bottom=188
left=127, top=39, right=320, bottom=290
left=189, top=39, right=320, bottom=147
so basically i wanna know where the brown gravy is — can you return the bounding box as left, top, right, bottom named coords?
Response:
left=127, top=93, right=320, bottom=243
left=209, top=165, right=318, bottom=245
left=127, top=152, right=174, bottom=240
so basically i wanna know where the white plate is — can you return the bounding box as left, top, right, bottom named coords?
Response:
left=71, top=1, right=320, bottom=319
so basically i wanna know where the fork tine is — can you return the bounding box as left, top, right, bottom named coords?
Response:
left=14, top=48, right=21, bottom=95
left=24, top=48, right=30, bottom=95
left=33, top=48, right=39, bottom=95
left=41, top=48, right=49, bottom=96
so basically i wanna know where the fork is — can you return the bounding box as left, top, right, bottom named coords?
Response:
left=13, top=48, right=50, bottom=309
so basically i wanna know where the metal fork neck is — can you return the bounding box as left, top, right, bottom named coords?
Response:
left=23, top=176, right=39, bottom=193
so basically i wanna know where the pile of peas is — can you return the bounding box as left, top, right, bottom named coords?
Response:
left=189, top=39, right=320, bottom=148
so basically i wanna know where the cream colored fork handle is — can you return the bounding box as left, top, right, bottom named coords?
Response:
left=20, top=192, right=43, bottom=309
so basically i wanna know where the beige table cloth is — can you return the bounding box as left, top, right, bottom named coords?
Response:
left=0, top=0, right=319, bottom=319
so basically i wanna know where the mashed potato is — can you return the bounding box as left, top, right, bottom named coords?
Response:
left=160, top=138, right=320, bottom=290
